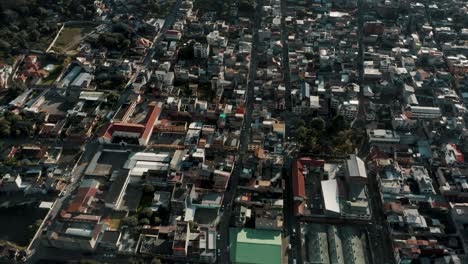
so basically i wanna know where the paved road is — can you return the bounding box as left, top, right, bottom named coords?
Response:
left=279, top=1, right=303, bottom=263
left=356, top=1, right=394, bottom=263
left=142, top=0, right=183, bottom=67
left=216, top=1, right=262, bottom=263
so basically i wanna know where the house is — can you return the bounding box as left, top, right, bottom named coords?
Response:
left=66, top=179, right=100, bottom=213
left=46, top=214, right=104, bottom=251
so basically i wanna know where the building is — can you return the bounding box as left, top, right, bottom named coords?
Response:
left=46, top=214, right=104, bottom=251
left=321, top=179, right=342, bottom=215
left=99, top=102, right=162, bottom=146
left=367, top=129, right=401, bottom=152
left=104, top=169, right=131, bottom=209
left=405, top=106, right=442, bottom=119
left=345, top=155, right=367, bottom=183
left=194, top=42, right=210, bottom=59
left=292, top=158, right=325, bottom=215
left=66, top=179, right=100, bottom=213
left=229, top=228, right=283, bottom=264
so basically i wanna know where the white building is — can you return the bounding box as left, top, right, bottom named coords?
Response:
left=367, top=129, right=400, bottom=152
left=321, top=179, right=341, bottom=215
left=406, top=106, right=442, bottom=119
left=338, top=100, right=359, bottom=120
left=345, top=155, right=367, bottom=183
left=194, top=42, right=210, bottom=59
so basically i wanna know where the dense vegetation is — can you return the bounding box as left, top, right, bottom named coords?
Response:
left=295, top=115, right=364, bottom=155
left=0, top=0, right=96, bottom=61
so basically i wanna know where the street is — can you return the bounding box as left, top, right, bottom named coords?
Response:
left=216, top=0, right=263, bottom=263
left=279, top=0, right=303, bottom=263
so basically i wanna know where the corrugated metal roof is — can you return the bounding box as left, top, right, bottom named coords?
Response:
left=321, top=179, right=340, bottom=214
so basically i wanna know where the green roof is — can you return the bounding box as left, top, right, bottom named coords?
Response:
left=229, top=228, right=282, bottom=264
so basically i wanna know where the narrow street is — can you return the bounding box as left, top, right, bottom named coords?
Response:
left=142, top=0, right=183, bottom=67
left=279, top=1, right=303, bottom=263
left=217, top=0, right=263, bottom=263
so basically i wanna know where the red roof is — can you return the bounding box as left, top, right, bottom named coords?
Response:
left=141, top=102, right=162, bottom=140
left=100, top=122, right=145, bottom=139
left=66, top=187, right=97, bottom=213
left=236, top=108, right=245, bottom=115
left=292, top=158, right=325, bottom=199
left=292, top=160, right=306, bottom=199
left=100, top=102, right=161, bottom=144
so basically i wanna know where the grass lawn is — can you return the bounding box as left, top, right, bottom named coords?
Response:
left=53, top=26, right=93, bottom=54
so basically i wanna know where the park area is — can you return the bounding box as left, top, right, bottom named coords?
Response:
left=51, top=26, right=94, bottom=55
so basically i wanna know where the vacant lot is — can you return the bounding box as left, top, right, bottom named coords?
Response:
left=52, top=26, right=93, bottom=54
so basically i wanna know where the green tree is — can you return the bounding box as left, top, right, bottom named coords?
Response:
left=309, top=117, right=325, bottom=132
left=153, top=216, right=162, bottom=225
left=143, top=184, right=155, bottom=194
left=329, top=115, right=348, bottom=133
left=140, top=207, right=153, bottom=218
left=121, top=216, right=138, bottom=227
left=107, top=92, right=120, bottom=105
left=3, top=157, right=19, bottom=167
left=296, top=125, right=309, bottom=145
left=139, top=218, right=150, bottom=225
left=151, top=259, right=162, bottom=264
left=0, top=118, right=11, bottom=137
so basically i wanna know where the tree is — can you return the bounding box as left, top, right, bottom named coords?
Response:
left=239, top=0, right=254, bottom=13
left=143, top=184, right=155, bottom=194
left=153, top=216, right=162, bottom=225
left=121, top=216, right=138, bottom=227
left=0, top=118, right=11, bottom=137
left=296, top=126, right=309, bottom=145
left=140, top=207, right=153, bottom=218
left=107, top=92, right=120, bottom=105
left=151, top=259, right=162, bottom=264
left=329, top=115, right=348, bottom=133
left=178, top=41, right=194, bottom=60
left=139, top=218, right=150, bottom=225
left=113, top=23, right=135, bottom=37
left=3, top=157, right=19, bottom=167
left=309, top=117, right=325, bottom=132
left=0, top=39, right=11, bottom=51
left=306, top=136, right=318, bottom=151
left=129, top=259, right=145, bottom=264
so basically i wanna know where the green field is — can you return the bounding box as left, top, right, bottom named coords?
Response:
left=52, top=26, right=93, bottom=54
